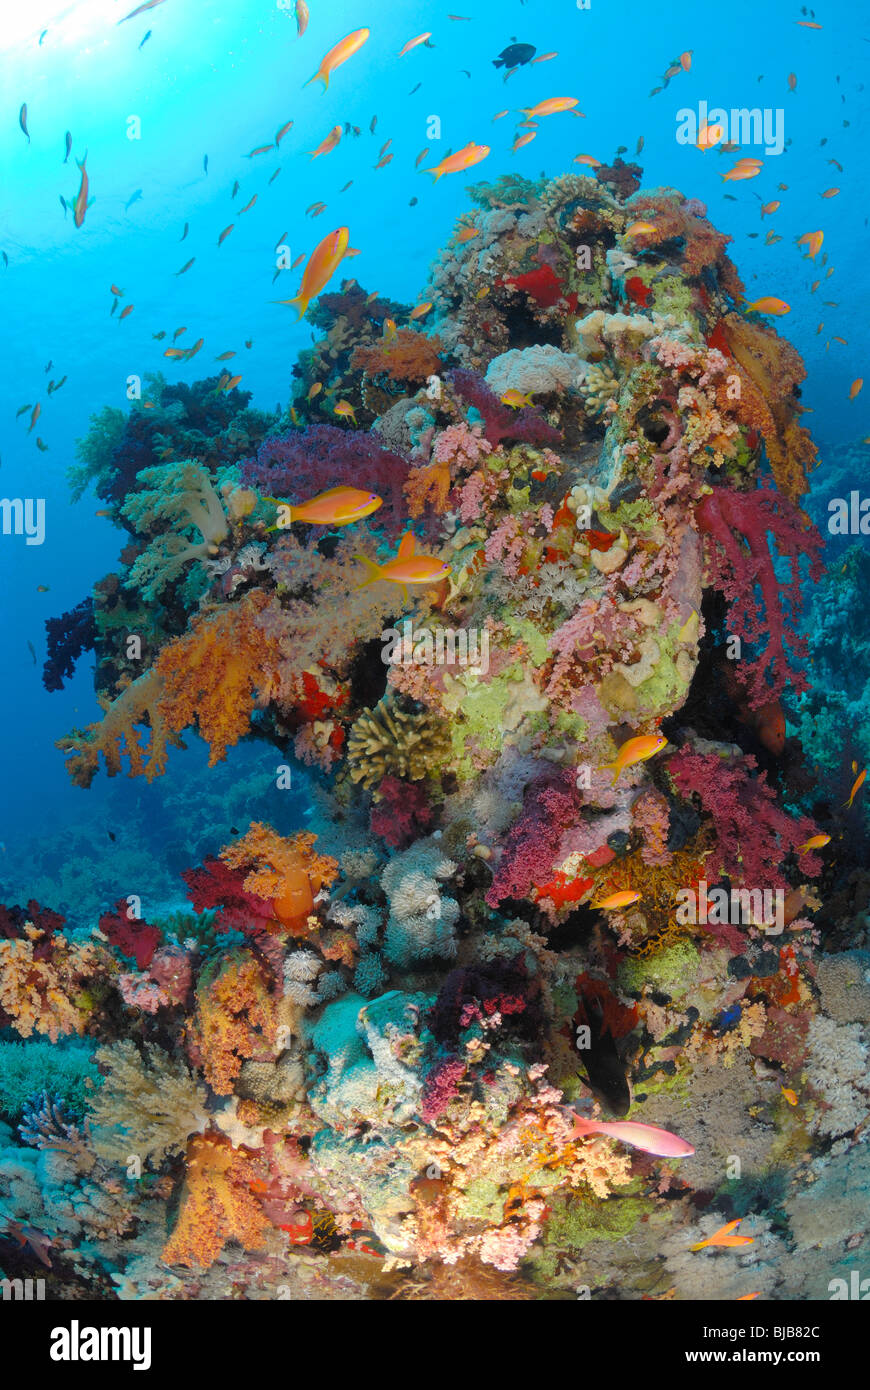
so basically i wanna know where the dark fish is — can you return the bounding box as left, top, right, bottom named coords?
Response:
left=616, top=145, right=627, bottom=154
left=139, top=28, right=152, bottom=48
left=245, top=339, right=253, bottom=348
left=44, top=360, right=52, bottom=373
left=460, top=68, right=471, bottom=76
left=107, top=830, right=116, bottom=841
left=231, top=181, right=239, bottom=198
left=574, top=992, right=631, bottom=1117
left=230, top=826, right=239, bottom=835
left=370, top=115, right=377, bottom=133
left=27, top=641, right=37, bottom=665
left=493, top=42, right=535, bottom=69
left=409, top=196, right=418, bottom=206
left=64, top=131, right=72, bottom=163
left=340, top=180, right=353, bottom=192
left=19, top=103, right=29, bottom=143
left=344, top=121, right=351, bottom=135
left=175, top=258, right=195, bottom=275
left=409, top=82, right=421, bottom=93
left=59, top=195, right=68, bottom=217
left=125, top=188, right=143, bottom=210
left=203, top=154, right=208, bottom=174
left=352, top=126, right=361, bottom=137
left=39, top=29, right=48, bottom=44
left=110, top=297, right=118, bottom=315
left=179, top=222, right=189, bottom=240
left=2, top=252, right=7, bottom=269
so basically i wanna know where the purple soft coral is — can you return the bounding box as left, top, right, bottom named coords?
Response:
left=241, top=425, right=410, bottom=541
left=449, top=369, right=562, bottom=449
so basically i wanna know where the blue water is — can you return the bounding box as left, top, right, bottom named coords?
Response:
left=0, top=0, right=866, bottom=902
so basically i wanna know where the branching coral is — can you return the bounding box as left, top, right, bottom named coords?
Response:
left=190, top=950, right=277, bottom=1095
left=347, top=692, right=450, bottom=792
left=218, top=824, right=338, bottom=930
left=121, top=461, right=230, bottom=600
left=351, top=329, right=443, bottom=385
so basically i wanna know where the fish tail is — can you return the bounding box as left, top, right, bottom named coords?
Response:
left=353, top=554, right=382, bottom=588
left=304, top=70, right=327, bottom=90
left=597, top=761, right=620, bottom=788
left=285, top=294, right=309, bottom=321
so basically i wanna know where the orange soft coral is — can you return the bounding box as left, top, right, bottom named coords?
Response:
left=351, top=329, right=443, bottom=386
left=190, top=951, right=277, bottom=1094
left=162, top=1133, right=272, bottom=1269
left=154, top=590, right=283, bottom=768
left=219, top=823, right=338, bottom=930
left=720, top=313, right=817, bottom=502
left=56, top=668, right=184, bottom=788
left=404, top=460, right=452, bottom=518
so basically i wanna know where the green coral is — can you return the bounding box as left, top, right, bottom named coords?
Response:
left=0, top=1039, right=100, bottom=1119
left=618, top=939, right=701, bottom=994
left=68, top=405, right=127, bottom=502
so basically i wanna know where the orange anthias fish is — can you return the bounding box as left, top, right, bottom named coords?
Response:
left=305, top=27, right=370, bottom=91
left=513, top=132, right=536, bottom=152
left=820, top=187, right=839, bottom=198
left=798, top=230, right=824, bottom=259
left=532, top=51, right=558, bottom=64
left=570, top=1116, right=694, bottom=1158
left=746, top=296, right=790, bottom=315
left=696, top=121, right=723, bottom=151
left=276, top=226, right=350, bottom=319
left=760, top=200, right=780, bottom=217
left=267, top=486, right=382, bottom=528
left=624, top=220, right=658, bottom=237
left=28, top=403, right=41, bottom=433
left=73, top=154, right=90, bottom=228
left=399, top=32, right=432, bottom=57
left=680, top=50, right=692, bottom=71
left=410, top=301, right=433, bottom=320
left=310, top=125, right=342, bottom=159
left=334, top=399, right=357, bottom=423
left=424, top=143, right=490, bottom=181
left=500, top=388, right=534, bottom=409
left=844, top=768, right=867, bottom=807
left=781, top=1086, right=798, bottom=1106
left=118, top=0, right=166, bottom=22
left=574, top=154, right=601, bottom=167
left=691, top=1219, right=755, bottom=1252
left=797, top=833, right=830, bottom=853
left=354, top=532, right=451, bottom=602
left=521, top=97, right=580, bottom=118
left=591, top=890, right=641, bottom=911
left=599, top=733, right=668, bottom=785
left=722, top=162, right=762, bottom=181
left=455, top=225, right=481, bottom=243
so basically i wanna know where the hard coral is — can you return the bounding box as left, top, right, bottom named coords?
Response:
left=347, top=692, right=450, bottom=793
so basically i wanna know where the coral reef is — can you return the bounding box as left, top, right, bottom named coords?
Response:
left=5, top=164, right=859, bottom=1304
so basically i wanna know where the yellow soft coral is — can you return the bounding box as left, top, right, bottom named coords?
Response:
left=162, top=1133, right=271, bottom=1269
left=57, top=668, right=184, bottom=788
left=0, top=926, right=107, bottom=1041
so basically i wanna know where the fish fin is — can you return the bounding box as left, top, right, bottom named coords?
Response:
left=283, top=295, right=309, bottom=321
left=396, top=531, right=416, bottom=559
left=353, top=554, right=382, bottom=588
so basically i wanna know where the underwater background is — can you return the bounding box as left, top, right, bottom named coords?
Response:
left=0, top=0, right=869, bottom=1301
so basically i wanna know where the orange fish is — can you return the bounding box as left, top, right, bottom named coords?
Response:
left=164, top=347, right=186, bottom=358
left=624, top=220, right=658, bottom=237
left=513, top=132, right=536, bottom=152
left=307, top=382, right=322, bottom=399
left=796, top=834, right=830, bottom=853
left=531, top=51, right=558, bottom=64
left=276, top=227, right=350, bottom=319
left=574, top=154, right=601, bottom=167
left=214, top=351, right=236, bottom=361
left=520, top=97, right=580, bottom=118
left=184, top=338, right=203, bottom=360
left=224, top=374, right=242, bottom=390
left=217, top=224, right=234, bottom=246
left=696, top=121, right=723, bottom=151
left=355, top=531, right=450, bottom=601
left=691, top=1219, right=754, bottom=1252
left=305, top=27, right=370, bottom=90
left=722, top=162, right=762, bottom=181
left=821, top=188, right=839, bottom=198
left=247, top=145, right=273, bottom=158
left=797, top=230, right=823, bottom=259
left=796, top=19, right=822, bottom=26
left=334, top=399, right=357, bottom=423
left=788, top=72, right=797, bottom=90
left=746, top=296, right=790, bottom=315
left=374, top=153, right=394, bottom=169
left=28, top=403, right=40, bottom=433
left=761, top=201, right=780, bottom=217
left=455, top=225, right=480, bottom=243
left=493, top=110, right=509, bottom=121
left=119, top=304, right=134, bottom=320
left=424, top=143, right=490, bottom=181
left=680, top=50, right=692, bottom=71
left=591, top=890, right=641, bottom=911
left=110, top=283, right=124, bottom=295
left=267, top=486, right=382, bottom=528
left=410, top=301, right=433, bottom=320
left=781, top=1087, right=798, bottom=1106
left=599, top=733, right=668, bottom=785
left=844, top=768, right=866, bottom=807
left=398, top=32, right=431, bottom=57
left=310, top=125, right=342, bottom=159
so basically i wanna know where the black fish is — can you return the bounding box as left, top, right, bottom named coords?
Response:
left=493, top=41, right=535, bottom=69
left=2, top=252, right=7, bottom=269
left=139, top=29, right=151, bottom=48
left=59, top=195, right=68, bottom=217
left=107, top=830, right=116, bottom=842
left=409, top=196, right=418, bottom=206
left=64, top=131, right=72, bottom=163
left=230, top=826, right=239, bottom=835
left=180, top=221, right=189, bottom=240
left=44, top=360, right=52, bottom=373
left=574, top=992, right=631, bottom=1117
left=409, top=82, right=421, bottom=94
left=203, top=154, right=208, bottom=174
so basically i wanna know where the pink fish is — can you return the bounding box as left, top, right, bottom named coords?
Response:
left=570, top=1114, right=694, bottom=1157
